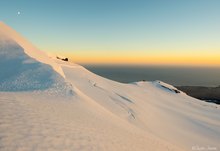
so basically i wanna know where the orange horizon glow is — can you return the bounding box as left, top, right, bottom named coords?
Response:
left=53, top=50, right=220, bottom=66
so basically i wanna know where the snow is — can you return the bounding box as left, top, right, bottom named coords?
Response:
left=60, top=61, right=220, bottom=150
left=0, top=22, right=66, bottom=91
left=0, top=22, right=220, bottom=151
left=0, top=21, right=65, bottom=78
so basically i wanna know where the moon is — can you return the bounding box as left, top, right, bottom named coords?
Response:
left=17, top=11, right=21, bottom=15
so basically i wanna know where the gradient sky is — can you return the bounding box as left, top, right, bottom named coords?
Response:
left=1, top=0, right=220, bottom=65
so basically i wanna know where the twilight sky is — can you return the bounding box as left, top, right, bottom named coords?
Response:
left=1, top=0, right=220, bottom=65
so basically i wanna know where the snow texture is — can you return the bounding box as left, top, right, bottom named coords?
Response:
left=0, top=22, right=65, bottom=91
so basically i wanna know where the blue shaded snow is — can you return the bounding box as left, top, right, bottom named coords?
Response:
left=0, top=39, right=64, bottom=91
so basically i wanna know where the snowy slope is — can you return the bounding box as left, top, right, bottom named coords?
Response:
left=0, top=22, right=66, bottom=91
left=60, top=61, right=220, bottom=151
left=0, top=23, right=220, bottom=151
left=0, top=22, right=64, bottom=77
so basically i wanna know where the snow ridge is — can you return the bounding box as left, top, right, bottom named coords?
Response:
left=0, top=21, right=65, bottom=78
left=0, top=22, right=66, bottom=91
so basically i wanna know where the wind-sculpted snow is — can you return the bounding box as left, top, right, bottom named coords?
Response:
left=0, top=22, right=65, bottom=77
left=0, top=22, right=67, bottom=91
left=0, top=39, right=65, bottom=91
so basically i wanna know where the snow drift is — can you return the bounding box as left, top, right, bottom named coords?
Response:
left=0, top=22, right=65, bottom=91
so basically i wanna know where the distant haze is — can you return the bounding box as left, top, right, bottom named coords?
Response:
left=82, top=65, right=220, bottom=87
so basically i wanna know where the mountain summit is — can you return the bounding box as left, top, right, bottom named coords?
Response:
left=0, top=22, right=65, bottom=91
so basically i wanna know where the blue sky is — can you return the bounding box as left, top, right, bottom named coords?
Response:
left=1, top=0, right=220, bottom=65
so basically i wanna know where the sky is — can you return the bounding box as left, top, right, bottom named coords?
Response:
left=0, top=0, right=220, bottom=66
